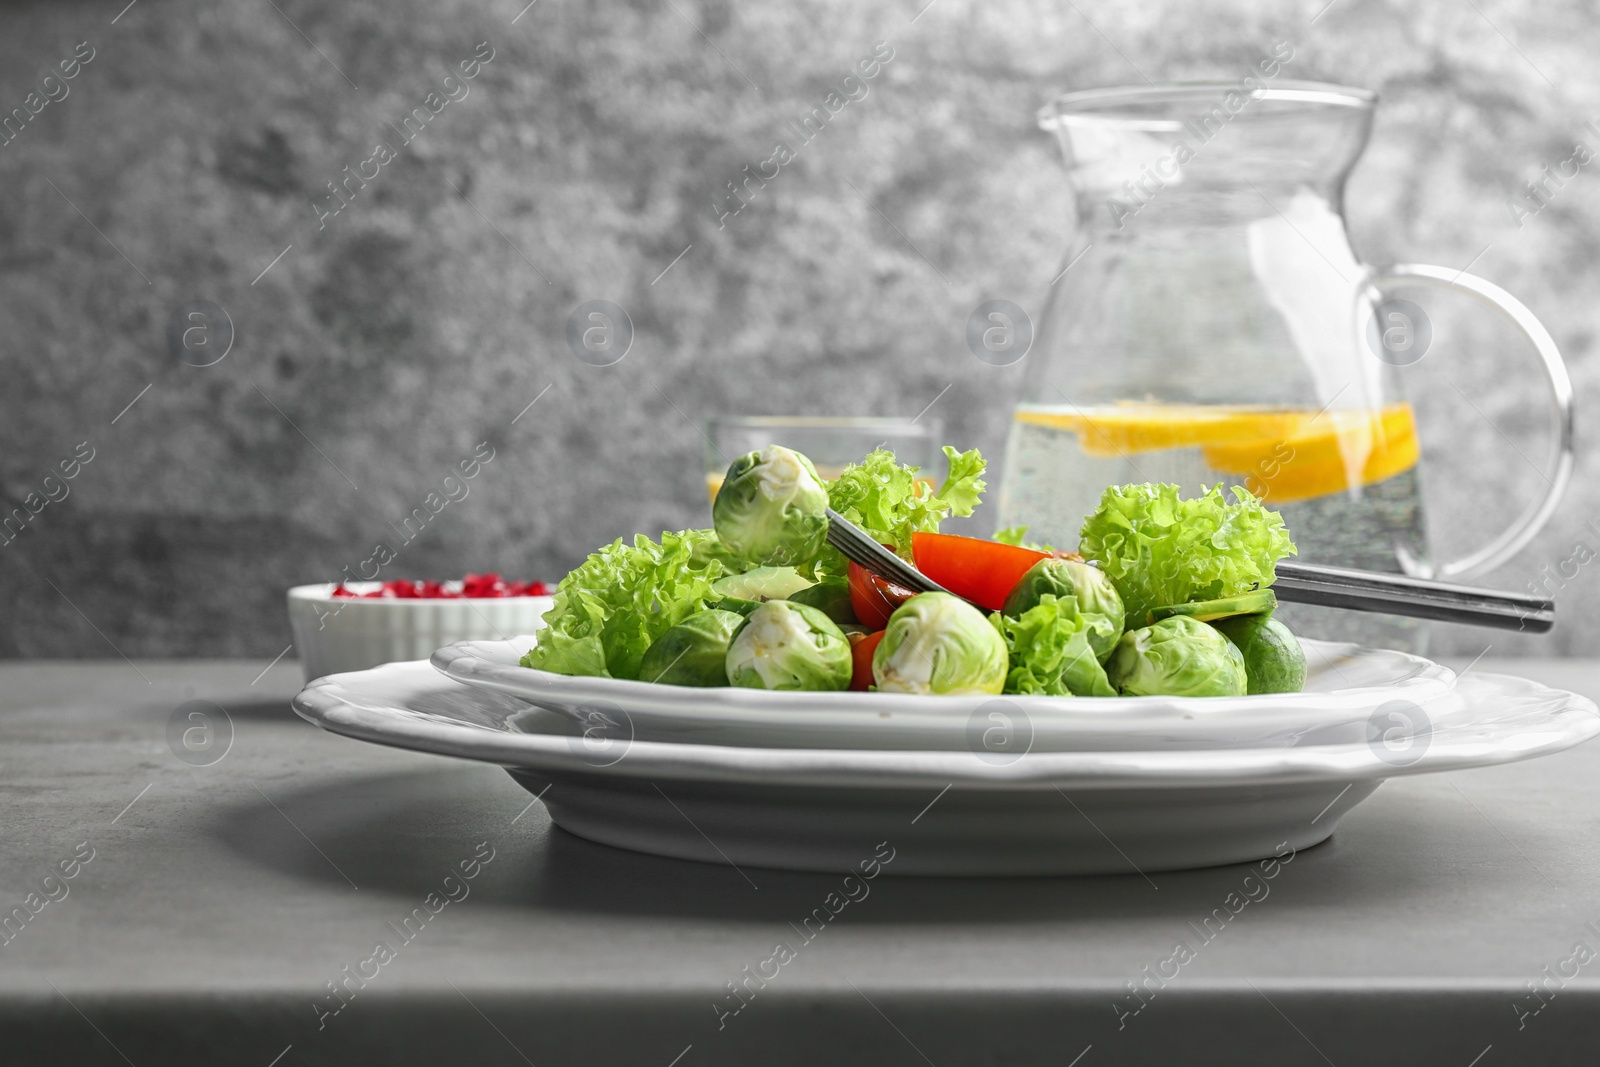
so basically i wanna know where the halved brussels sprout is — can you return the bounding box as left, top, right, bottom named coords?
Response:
left=1002, top=558, right=1124, bottom=662
left=712, top=445, right=830, bottom=567
left=725, top=601, right=852, bottom=691
left=638, top=609, right=746, bottom=686
left=1105, top=615, right=1247, bottom=697
left=1148, top=589, right=1277, bottom=625
left=712, top=566, right=815, bottom=617
left=711, top=566, right=814, bottom=602
left=785, top=576, right=857, bottom=625
left=1213, top=613, right=1306, bottom=695
left=873, top=592, right=1007, bottom=696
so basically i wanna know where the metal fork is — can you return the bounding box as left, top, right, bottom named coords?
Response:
left=824, top=508, right=1555, bottom=633
left=1272, top=560, right=1553, bottom=633
left=824, top=508, right=957, bottom=597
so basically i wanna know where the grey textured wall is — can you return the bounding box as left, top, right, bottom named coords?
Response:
left=1, top=0, right=1596, bottom=659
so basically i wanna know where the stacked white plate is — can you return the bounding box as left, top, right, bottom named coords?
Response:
left=292, top=635, right=1599, bottom=876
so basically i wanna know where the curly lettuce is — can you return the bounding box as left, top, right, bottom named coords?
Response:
left=989, top=595, right=1115, bottom=697
left=992, top=525, right=1057, bottom=554
left=818, top=445, right=986, bottom=576
left=1078, top=483, right=1296, bottom=627
left=521, top=529, right=734, bottom=679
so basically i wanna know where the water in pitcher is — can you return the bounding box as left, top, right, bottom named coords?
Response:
left=995, top=402, right=1433, bottom=650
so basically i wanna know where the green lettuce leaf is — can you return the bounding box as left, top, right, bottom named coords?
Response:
left=1078, top=483, right=1296, bottom=627
left=989, top=594, right=1115, bottom=697
left=992, top=525, right=1029, bottom=546
left=935, top=446, right=987, bottom=518
left=992, top=525, right=1057, bottom=554
left=817, top=445, right=986, bottom=576
left=521, top=528, right=734, bottom=679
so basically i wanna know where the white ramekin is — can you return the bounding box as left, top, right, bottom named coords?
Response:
left=287, top=582, right=554, bottom=681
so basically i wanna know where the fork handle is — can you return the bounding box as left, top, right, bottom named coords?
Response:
left=1274, top=561, right=1553, bottom=633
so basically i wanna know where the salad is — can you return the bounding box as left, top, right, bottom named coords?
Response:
left=521, top=444, right=1304, bottom=698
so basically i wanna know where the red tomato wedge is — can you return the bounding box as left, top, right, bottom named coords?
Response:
left=847, top=560, right=917, bottom=630
left=848, top=630, right=885, bottom=691
left=910, top=532, right=1049, bottom=612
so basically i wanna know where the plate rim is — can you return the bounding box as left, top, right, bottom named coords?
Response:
left=293, top=660, right=1600, bottom=791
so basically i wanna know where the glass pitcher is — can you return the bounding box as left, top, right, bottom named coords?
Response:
left=996, top=81, right=1574, bottom=650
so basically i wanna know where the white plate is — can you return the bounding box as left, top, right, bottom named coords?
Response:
left=293, top=659, right=1598, bottom=876
left=431, top=635, right=1457, bottom=752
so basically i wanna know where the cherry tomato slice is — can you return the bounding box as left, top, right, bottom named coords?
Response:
left=847, top=560, right=917, bottom=630
left=910, top=532, right=1049, bottom=612
left=849, top=630, right=886, bottom=691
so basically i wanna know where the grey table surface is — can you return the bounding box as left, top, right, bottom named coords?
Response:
left=3, top=658, right=1600, bottom=1067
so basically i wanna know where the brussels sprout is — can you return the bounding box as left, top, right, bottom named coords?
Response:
left=711, top=566, right=815, bottom=602
left=1002, top=558, right=1124, bottom=662
left=725, top=601, right=852, bottom=691
left=785, top=576, right=857, bottom=625
left=1148, top=590, right=1277, bottom=625
left=1106, top=615, right=1247, bottom=697
left=714, top=567, right=817, bottom=618
left=638, top=609, right=747, bottom=686
left=873, top=592, right=1008, bottom=696
left=715, top=598, right=763, bottom=617
left=712, top=446, right=830, bottom=567
left=1213, top=613, right=1306, bottom=695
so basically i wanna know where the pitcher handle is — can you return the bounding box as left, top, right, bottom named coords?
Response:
left=1366, top=262, right=1575, bottom=580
